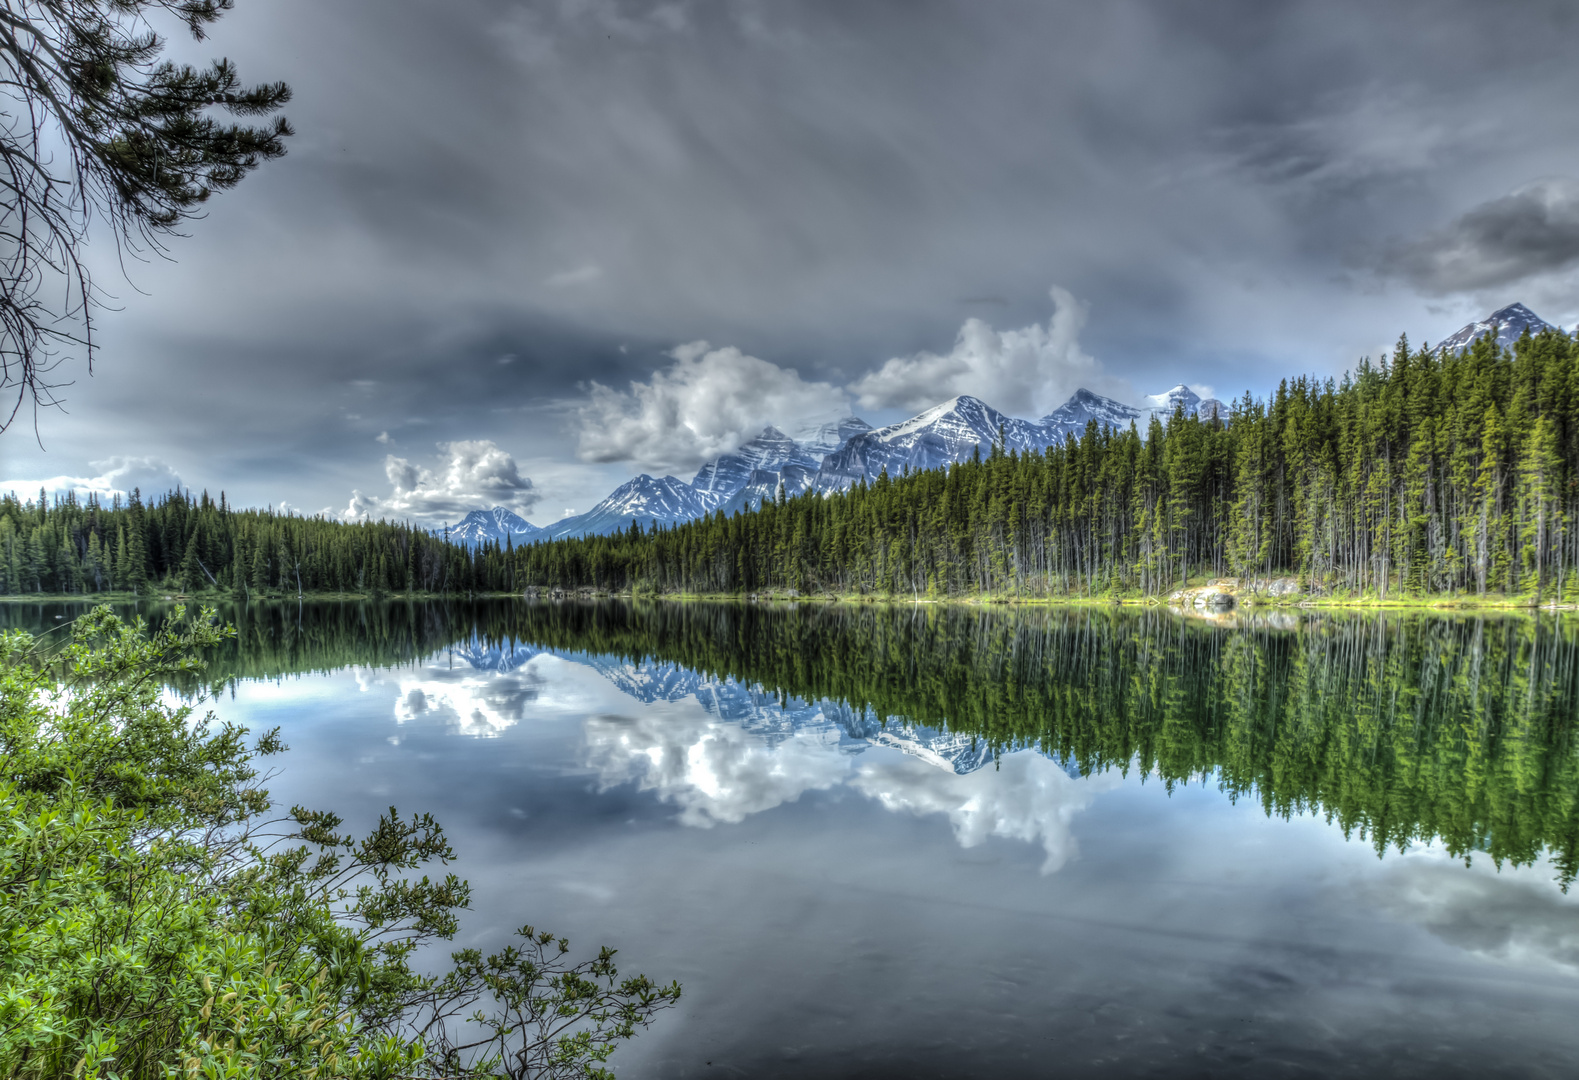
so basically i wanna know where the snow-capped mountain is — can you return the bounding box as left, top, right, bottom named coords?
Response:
left=1437, top=303, right=1566, bottom=354
left=445, top=507, right=544, bottom=548
left=801, top=416, right=875, bottom=457
left=815, top=395, right=1054, bottom=490
left=716, top=461, right=821, bottom=516
left=1136, top=384, right=1226, bottom=424
left=1141, top=383, right=1202, bottom=422
left=544, top=474, right=723, bottom=539
left=1038, top=389, right=1143, bottom=443
left=692, top=418, right=877, bottom=515
left=448, top=387, right=1222, bottom=541
left=691, top=426, right=803, bottom=499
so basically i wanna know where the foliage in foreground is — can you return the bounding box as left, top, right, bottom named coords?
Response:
left=0, top=607, right=678, bottom=1078
left=0, top=0, right=292, bottom=428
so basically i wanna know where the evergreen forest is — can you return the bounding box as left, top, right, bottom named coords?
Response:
left=0, top=489, right=511, bottom=597
left=521, top=330, right=1579, bottom=601
left=5, top=327, right=1579, bottom=602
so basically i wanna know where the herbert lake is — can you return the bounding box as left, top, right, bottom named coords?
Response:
left=6, top=599, right=1578, bottom=1079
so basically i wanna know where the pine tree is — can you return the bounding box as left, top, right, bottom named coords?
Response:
left=179, top=530, right=205, bottom=593
left=251, top=541, right=270, bottom=595
left=86, top=531, right=106, bottom=592
left=112, top=525, right=128, bottom=591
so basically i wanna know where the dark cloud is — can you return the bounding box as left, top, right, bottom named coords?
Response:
left=1376, top=179, right=1579, bottom=293
left=6, top=0, right=1579, bottom=515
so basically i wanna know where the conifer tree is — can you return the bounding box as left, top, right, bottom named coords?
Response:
left=0, top=0, right=292, bottom=427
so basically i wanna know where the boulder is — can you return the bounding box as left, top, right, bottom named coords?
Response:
left=1192, top=587, right=1235, bottom=610
left=1266, top=577, right=1301, bottom=597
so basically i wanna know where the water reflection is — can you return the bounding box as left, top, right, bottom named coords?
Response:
left=394, top=664, right=545, bottom=738
left=382, top=642, right=1115, bottom=867
left=1368, top=850, right=1579, bottom=973
left=8, top=599, right=1579, bottom=1075
left=7, top=598, right=1577, bottom=884
left=585, top=708, right=852, bottom=827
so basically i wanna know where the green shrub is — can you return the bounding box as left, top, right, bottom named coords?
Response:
left=0, top=607, right=678, bottom=1079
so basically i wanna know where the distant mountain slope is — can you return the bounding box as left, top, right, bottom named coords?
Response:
left=1437, top=302, right=1565, bottom=353
left=543, top=474, right=723, bottom=539
left=1038, top=389, right=1142, bottom=443
left=446, top=507, right=543, bottom=548
left=443, top=306, right=1577, bottom=544
left=814, top=395, right=1051, bottom=490
left=448, top=388, right=1217, bottom=540
left=704, top=417, right=876, bottom=515
left=690, top=426, right=802, bottom=499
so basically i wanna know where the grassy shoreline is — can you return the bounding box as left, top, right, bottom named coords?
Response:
left=4, top=585, right=1575, bottom=613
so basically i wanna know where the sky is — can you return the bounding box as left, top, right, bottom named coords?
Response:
left=5, top=0, right=1579, bottom=526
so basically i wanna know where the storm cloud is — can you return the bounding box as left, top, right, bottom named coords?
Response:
left=1377, top=178, right=1579, bottom=293
left=5, top=0, right=1579, bottom=519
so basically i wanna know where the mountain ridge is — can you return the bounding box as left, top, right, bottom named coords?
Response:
left=447, top=387, right=1209, bottom=544
left=446, top=303, right=1570, bottom=545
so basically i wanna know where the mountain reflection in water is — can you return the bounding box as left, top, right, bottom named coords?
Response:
left=5, top=598, right=1579, bottom=1077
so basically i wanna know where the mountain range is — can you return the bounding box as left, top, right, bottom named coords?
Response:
left=457, top=383, right=1224, bottom=545
left=445, top=303, right=1573, bottom=546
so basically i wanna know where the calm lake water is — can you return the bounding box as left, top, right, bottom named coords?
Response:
left=6, top=599, right=1579, bottom=1078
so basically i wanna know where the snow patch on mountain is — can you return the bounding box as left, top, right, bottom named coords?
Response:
left=1436, top=303, right=1567, bottom=354
left=445, top=507, right=543, bottom=548
left=1038, top=389, right=1142, bottom=443
left=544, top=474, right=723, bottom=539
left=690, top=426, right=802, bottom=498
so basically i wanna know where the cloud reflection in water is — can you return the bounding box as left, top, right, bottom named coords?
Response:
left=394, top=668, right=544, bottom=738
left=851, top=751, right=1118, bottom=874
left=1369, top=848, right=1579, bottom=972
left=390, top=648, right=1119, bottom=871
left=585, top=710, right=853, bottom=827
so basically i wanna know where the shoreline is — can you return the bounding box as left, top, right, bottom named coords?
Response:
left=4, top=589, right=1575, bottom=614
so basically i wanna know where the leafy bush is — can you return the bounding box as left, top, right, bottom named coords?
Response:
left=0, top=606, right=678, bottom=1079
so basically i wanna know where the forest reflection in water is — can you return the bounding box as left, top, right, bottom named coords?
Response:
left=8, top=598, right=1579, bottom=1075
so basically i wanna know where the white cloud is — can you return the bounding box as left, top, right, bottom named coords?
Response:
left=375, top=431, right=392, bottom=444
left=1, top=456, right=184, bottom=502
left=850, top=749, right=1118, bottom=874
left=343, top=439, right=538, bottom=523
left=575, top=341, right=848, bottom=472
left=848, top=286, right=1114, bottom=417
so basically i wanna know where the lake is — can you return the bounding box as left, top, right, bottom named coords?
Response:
left=6, top=599, right=1579, bottom=1078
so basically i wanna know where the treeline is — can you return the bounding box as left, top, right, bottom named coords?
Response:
left=0, top=488, right=522, bottom=596
left=519, top=328, right=1579, bottom=599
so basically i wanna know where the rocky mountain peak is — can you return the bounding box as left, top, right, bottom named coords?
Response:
left=1437, top=302, right=1565, bottom=353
